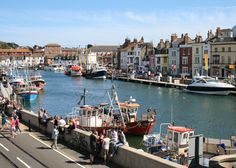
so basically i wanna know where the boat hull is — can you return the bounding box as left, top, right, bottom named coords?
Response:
left=18, top=91, right=38, bottom=101
left=185, top=86, right=234, bottom=95
left=92, top=70, right=107, bottom=79
left=71, top=71, right=82, bottom=77
left=125, top=120, right=155, bottom=135
left=77, top=120, right=155, bottom=136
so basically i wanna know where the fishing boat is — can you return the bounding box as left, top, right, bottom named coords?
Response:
left=29, top=74, right=46, bottom=90
left=143, top=123, right=204, bottom=166
left=64, top=65, right=72, bottom=75
left=70, top=65, right=83, bottom=77
left=17, top=81, right=39, bottom=101
left=69, top=86, right=156, bottom=136
left=185, top=75, right=235, bottom=95
left=118, top=97, right=156, bottom=135
left=18, top=89, right=38, bottom=101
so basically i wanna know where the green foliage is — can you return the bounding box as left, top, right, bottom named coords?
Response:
left=0, top=41, right=19, bottom=49
left=87, top=44, right=93, bottom=49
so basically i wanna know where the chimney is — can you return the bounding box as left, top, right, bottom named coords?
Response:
left=159, top=39, right=165, bottom=48
left=171, top=33, right=177, bottom=42
left=165, top=40, right=170, bottom=48
left=184, top=33, right=189, bottom=44
left=216, top=27, right=221, bottom=37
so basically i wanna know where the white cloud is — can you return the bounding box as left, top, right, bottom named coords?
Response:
left=0, top=5, right=236, bottom=46
left=124, top=11, right=157, bottom=23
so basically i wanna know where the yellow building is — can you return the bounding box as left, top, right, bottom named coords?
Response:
left=209, top=27, right=236, bottom=77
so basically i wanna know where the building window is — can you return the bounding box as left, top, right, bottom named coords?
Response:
left=182, top=57, right=188, bottom=65
left=228, top=56, right=231, bottom=63
left=182, top=67, right=188, bottom=74
left=172, top=51, right=176, bottom=57
left=213, top=55, right=220, bottom=64
left=196, top=48, right=199, bottom=54
left=157, top=57, right=161, bottom=64
left=172, top=60, right=176, bottom=65
left=164, top=57, right=167, bottom=63
left=215, top=48, right=218, bottom=52
left=222, top=47, right=225, bottom=52
left=195, top=57, right=200, bottom=64
left=187, top=48, right=191, bottom=55
left=228, top=47, right=231, bottom=52
left=182, top=48, right=185, bottom=55
left=221, top=56, right=225, bottom=64
left=212, top=67, right=220, bottom=76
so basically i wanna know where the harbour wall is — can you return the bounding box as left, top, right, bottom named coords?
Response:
left=8, top=106, right=185, bottom=168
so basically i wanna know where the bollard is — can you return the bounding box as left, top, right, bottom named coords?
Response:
left=28, top=120, right=31, bottom=132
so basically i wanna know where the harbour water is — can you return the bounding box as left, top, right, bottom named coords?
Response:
left=23, top=71, right=236, bottom=144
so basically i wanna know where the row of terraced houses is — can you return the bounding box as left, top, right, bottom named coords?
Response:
left=0, top=26, right=236, bottom=78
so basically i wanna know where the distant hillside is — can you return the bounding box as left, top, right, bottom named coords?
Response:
left=0, top=41, right=19, bottom=49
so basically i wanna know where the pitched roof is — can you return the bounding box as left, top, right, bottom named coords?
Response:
left=0, top=48, right=31, bottom=53
left=90, top=45, right=118, bottom=52
left=45, top=43, right=61, bottom=47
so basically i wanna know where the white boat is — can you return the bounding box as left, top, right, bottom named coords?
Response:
left=185, top=76, right=235, bottom=95
left=44, top=64, right=65, bottom=72
left=143, top=123, right=204, bottom=166
left=91, top=66, right=107, bottom=79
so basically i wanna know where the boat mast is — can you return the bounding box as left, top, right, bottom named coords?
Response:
left=107, top=84, right=126, bottom=128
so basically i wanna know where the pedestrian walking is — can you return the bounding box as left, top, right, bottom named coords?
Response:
left=15, top=116, right=21, bottom=133
left=10, top=117, right=16, bottom=138
left=51, top=126, right=59, bottom=149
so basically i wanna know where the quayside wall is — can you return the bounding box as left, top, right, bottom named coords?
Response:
left=12, top=107, right=185, bottom=168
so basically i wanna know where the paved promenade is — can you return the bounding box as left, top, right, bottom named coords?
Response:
left=0, top=118, right=121, bottom=168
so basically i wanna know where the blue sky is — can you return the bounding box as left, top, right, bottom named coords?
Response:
left=0, top=0, right=236, bottom=47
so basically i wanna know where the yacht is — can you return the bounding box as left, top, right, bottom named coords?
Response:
left=185, top=76, right=235, bottom=95
left=91, top=66, right=107, bottom=79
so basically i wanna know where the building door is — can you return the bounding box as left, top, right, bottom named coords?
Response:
left=221, top=69, right=225, bottom=78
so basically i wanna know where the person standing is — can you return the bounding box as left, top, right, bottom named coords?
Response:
left=51, top=126, right=59, bottom=149
left=10, top=117, right=16, bottom=138
left=1, top=112, right=7, bottom=131
left=89, top=130, right=98, bottom=164
left=15, top=116, right=21, bottom=133
left=102, top=133, right=110, bottom=164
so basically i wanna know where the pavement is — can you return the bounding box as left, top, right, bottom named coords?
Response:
left=0, top=117, right=122, bottom=168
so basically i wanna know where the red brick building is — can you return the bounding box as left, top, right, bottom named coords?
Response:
left=179, top=34, right=193, bottom=77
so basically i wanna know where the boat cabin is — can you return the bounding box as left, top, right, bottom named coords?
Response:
left=167, top=126, right=195, bottom=155
left=119, top=100, right=139, bottom=123
left=78, top=104, right=112, bottom=128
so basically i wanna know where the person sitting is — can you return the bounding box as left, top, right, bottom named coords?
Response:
left=110, top=129, right=126, bottom=157
left=67, top=118, right=76, bottom=133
